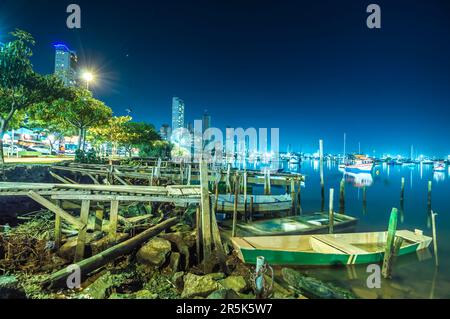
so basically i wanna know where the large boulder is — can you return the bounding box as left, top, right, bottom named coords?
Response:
left=0, top=276, right=26, bottom=299
left=207, top=289, right=241, bottom=299
left=137, top=237, right=172, bottom=267
left=181, top=273, right=223, bottom=299
left=219, top=275, right=248, bottom=293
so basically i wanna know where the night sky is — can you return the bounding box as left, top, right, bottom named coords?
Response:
left=1, top=0, right=450, bottom=156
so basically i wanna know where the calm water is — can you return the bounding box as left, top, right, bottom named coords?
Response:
left=246, top=159, right=450, bottom=299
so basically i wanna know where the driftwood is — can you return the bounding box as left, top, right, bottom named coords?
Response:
left=281, top=268, right=356, bottom=299
left=42, top=217, right=178, bottom=288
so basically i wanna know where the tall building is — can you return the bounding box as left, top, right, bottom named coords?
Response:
left=159, top=124, right=171, bottom=141
left=171, top=97, right=185, bottom=133
left=54, top=44, right=78, bottom=86
left=202, top=110, right=211, bottom=132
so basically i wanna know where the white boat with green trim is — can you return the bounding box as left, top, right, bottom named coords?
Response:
left=231, top=229, right=432, bottom=266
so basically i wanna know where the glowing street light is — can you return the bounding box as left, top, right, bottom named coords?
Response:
left=81, top=71, right=95, bottom=90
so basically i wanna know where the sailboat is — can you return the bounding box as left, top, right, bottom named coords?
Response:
left=433, top=161, right=446, bottom=172
left=344, top=155, right=374, bottom=173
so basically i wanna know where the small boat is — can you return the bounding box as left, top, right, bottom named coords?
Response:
left=344, top=155, right=374, bottom=173
left=235, top=212, right=358, bottom=236
left=215, top=194, right=292, bottom=214
left=433, top=161, right=445, bottom=172
left=231, top=229, right=431, bottom=266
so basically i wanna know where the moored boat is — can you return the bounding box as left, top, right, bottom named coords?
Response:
left=235, top=212, right=358, bottom=236
left=433, top=161, right=446, bottom=172
left=215, top=194, right=292, bottom=214
left=231, top=229, right=431, bottom=266
left=344, top=155, right=374, bottom=173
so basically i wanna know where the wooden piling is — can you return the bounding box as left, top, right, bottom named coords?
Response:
left=329, top=188, right=334, bottom=234
left=382, top=208, right=398, bottom=279
left=296, top=179, right=302, bottom=215
left=427, top=181, right=432, bottom=213
left=319, top=139, right=325, bottom=211
left=249, top=196, right=254, bottom=222
left=290, top=178, right=296, bottom=215
left=400, top=177, right=405, bottom=203
left=243, top=171, right=248, bottom=221
left=94, top=206, right=104, bottom=232
left=431, top=210, right=438, bottom=267
left=339, top=178, right=345, bottom=214
left=267, top=170, right=271, bottom=195
left=187, top=164, right=192, bottom=185
left=232, top=174, right=240, bottom=237
left=54, top=200, right=62, bottom=249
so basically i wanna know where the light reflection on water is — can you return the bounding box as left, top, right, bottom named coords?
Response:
left=240, top=159, right=450, bottom=299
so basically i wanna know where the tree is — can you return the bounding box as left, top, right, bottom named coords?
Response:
left=89, top=116, right=132, bottom=156
left=121, top=121, right=161, bottom=156
left=43, top=88, right=112, bottom=151
left=0, top=30, right=74, bottom=165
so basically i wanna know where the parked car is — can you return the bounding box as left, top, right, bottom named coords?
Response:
left=27, top=146, right=54, bottom=155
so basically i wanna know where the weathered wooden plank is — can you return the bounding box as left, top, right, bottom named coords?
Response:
left=199, top=161, right=212, bottom=261
left=109, top=200, right=119, bottom=241
left=27, top=191, right=84, bottom=229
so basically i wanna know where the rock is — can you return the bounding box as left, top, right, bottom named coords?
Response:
left=219, top=275, right=248, bottom=293
left=181, top=273, right=222, bottom=299
left=159, top=232, right=195, bottom=270
left=169, top=252, right=181, bottom=273
left=134, top=289, right=158, bottom=299
left=207, top=289, right=241, bottom=299
left=137, top=237, right=172, bottom=267
left=172, top=272, right=185, bottom=290
left=351, top=287, right=378, bottom=299
left=82, top=272, right=114, bottom=299
left=0, top=276, right=26, bottom=299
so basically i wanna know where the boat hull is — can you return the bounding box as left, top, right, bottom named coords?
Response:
left=344, top=163, right=374, bottom=173
left=236, top=243, right=420, bottom=266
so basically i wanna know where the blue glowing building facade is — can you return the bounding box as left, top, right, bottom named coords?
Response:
left=171, top=97, right=185, bottom=133
left=54, top=44, right=78, bottom=86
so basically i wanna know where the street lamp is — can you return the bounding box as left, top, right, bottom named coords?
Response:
left=81, top=71, right=94, bottom=90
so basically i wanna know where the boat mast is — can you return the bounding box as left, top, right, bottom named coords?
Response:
left=343, top=133, right=346, bottom=164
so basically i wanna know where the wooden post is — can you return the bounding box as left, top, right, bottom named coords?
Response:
left=382, top=208, right=398, bottom=279
left=290, top=178, right=296, bottom=215
left=329, top=188, right=334, bottom=234
left=74, top=200, right=91, bottom=262
left=109, top=200, right=119, bottom=242
left=243, top=171, right=248, bottom=221
left=94, top=205, right=104, bottom=232
left=255, top=256, right=265, bottom=299
left=319, top=139, right=325, bottom=212
left=400, top=177, right=405, bottom=203
left=196, top=206, right=201, bottom=264
left=187, top=164, right=192, bottom=185
left=339, top=178, right=345, bottom=214
left=226, top=164, right=231, bottom=194
left=232, top=174, right=240, bottom=237
left=249, top=196, right=254, bottom=222
left=431, top=210, right=438, bottom=267
left=296, top=179, right=302, bottom=215
left=263, top=169, right=268, bottom=195
left=427, top=181, right=432, bottom=213
left=199, top=160, right=212, bottom=261
left=267, top=170, right=271, bottom=195
left=54, top=200, right=62, bottom=249
left=363, top=186, right=367, bottom=215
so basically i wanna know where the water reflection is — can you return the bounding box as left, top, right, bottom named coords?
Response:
left=344, top=172, right=373, bottom=188
left=433, top=172, right=445, bottom=183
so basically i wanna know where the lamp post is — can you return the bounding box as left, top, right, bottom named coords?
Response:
left=81, top=71, right=94, bottom=90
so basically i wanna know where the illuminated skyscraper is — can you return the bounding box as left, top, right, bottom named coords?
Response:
left=171, top=97, right=185, bottom=132
left=54, top=44, right=78, bottom=86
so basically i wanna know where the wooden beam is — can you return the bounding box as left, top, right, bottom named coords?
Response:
left=49, top=171, right=73, bottom=184
left=27, top=191, right=84, bottom=229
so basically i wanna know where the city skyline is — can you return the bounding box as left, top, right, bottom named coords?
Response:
left=0, top=0, right=449, bottom=156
